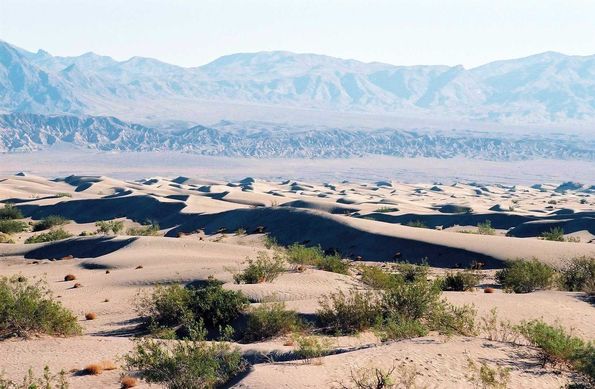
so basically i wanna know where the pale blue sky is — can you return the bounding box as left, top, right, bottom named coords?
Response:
left=1, top=0, right=594, bottom=68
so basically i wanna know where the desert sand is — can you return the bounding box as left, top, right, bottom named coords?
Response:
left=0, top=173, right=593, bottom=388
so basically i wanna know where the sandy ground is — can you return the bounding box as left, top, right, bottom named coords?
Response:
left=0, top=174, right=593, bottom=388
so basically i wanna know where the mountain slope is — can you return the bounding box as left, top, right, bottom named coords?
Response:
left=1, top=40, right=595, bottom=126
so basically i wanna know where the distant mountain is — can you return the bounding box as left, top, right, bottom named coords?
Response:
left=0, top=40, right=594, bottom=126
left=1, top=113, right=593, bottom=161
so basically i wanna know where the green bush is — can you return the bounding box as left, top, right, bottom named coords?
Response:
left=0, top=366, right=69, bottom=389
left=136, top=279, right=249, bottom=337
left=316, top=254, right=349, bottom=274
left=33, top=215, right=69, bottom=232
left=541, top=226, right=565, bottom=241
left=559, top=257, right=595, bottom=293
left=0, top=276, right=81, bottom=339
left=95, top=220, right=124, bottom=235
left=441, top=271, right=481, bottom=292
left=0, top=204, right=23, bottom=220
left=359, top=265, right=402, bottom=290
left=477, top=220, right=496, bottom=235
left=517, top=319, right=594, bottom=382
left=125, top=338, right=246, bottom=389
left=381, top=277, right=441, bottom=320
left=374, top=207, right=399, bottom=213
left=244, top=302, right=301, bottom=342
left=317, top=289, right=381, bottom=335
left=428, top=303, right=478, bottom=337
left=376, top=314, right=428, bottom=341
left=495, top=259, right=555, bottom=293
left=126, top=223, right=160, bottom=236
left=24, top=228, right=73, bottom=244
left=0, top=233, right=15, bottom=244
left=395, top=262, right=429, bottom=283
left=286, top=243, right=325, bottom=265
left=0, top=220, right=28, bottom=234
left=293, top=335, right=331, bottom=362
left=405, top=220, right=427, bottom=228
left=233, top=251, right=285, bottom=284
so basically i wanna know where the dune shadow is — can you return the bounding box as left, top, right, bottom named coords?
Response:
left=24, top=236, right=137, bottom=260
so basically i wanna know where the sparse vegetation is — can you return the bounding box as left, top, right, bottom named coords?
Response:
left=0, top=275, right=81, bottom=339
left=466, top=356, right=511, bottom=389
left=395, top=262, right=429, bottom=283
left=0, top=220, right=28, bottom=234
left=0, top=366, right=69, bottom=389
left=96, top=220, right=124, bottom=235
left=374, top=206, right=399, bottom=213
left=0, top=233, right=15, bottom=244
left=263, top=234, right=278, bottom=249
left=126, top=222, right=160, bottom=236
left=405, top=220, right=427, bottom=229
left=244, top=301, right=302, bottom=341
left=286, top=243, right=348, bottom=274
left=33, top=215, right=69, bottom=232
left=339, top=364, right=421, bottom=389
left=316, top=253, right=350, bottom=274
left=318, top=289, right=381, bottom=335
left=441, top=271, right=481, bottom=292
left=0, top=203, right=23, bottom=220
left=477, top=220, right=496, bottom=235
left=232, top=251, right=285, bottom=284
left=25, top=228, right=73, bottom=244
left=495, top=259, right=555, bottom=293
left=124, top=337, right=246, bottom=389
left=559, top=257, right=595, bottom=293
left=55, top=192, right=72, bottom=198
left=359, top=265, right=402, bottom=290
left=293, top=335, right=331, bottom=363
left=540, top=226, right=565, bottom=241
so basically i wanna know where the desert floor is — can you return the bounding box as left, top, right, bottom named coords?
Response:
left=0, top=174, right=593, bottom=388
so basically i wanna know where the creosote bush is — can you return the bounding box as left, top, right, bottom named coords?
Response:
left=405, top=220, right=427, bottom=229
left=136, top=279, right=249, bottom=338
left=318, top=289, right=381, bottom=335
left=96, top=220, right=124, bottom=235
left=559, top=256, right=595, bottom=293
left=33, top=215, right=69, bottom=232
left=244, top=301, right=302, bottom=342
left=125, top=337, right=246, bottom=389
left=0, top=366, right=69, bottom=389
left=0, top=233, right=15, bottom=244
left=293, top=335, right=331, bottom=363
left=495, top=259, right=555, bottom=293
left=24, top=228, right=73, bottom=244
left=0, top=220, right=28, bottom=234
left=441, top=271, right=481, bottom=292
left=541, top=226, right=565, bottom=241
left=477, top=220, right=496, bottom=235
left=126, top=223, right=160, bottom=236
left=359, top=265, right=402, bottom=290
left=233, top=251, right=285, bottom=284
left=0, top=203, right=23, bottom=220
left=286, top=243, right=349, bottom=274
left=0, top=275, right=82, bottom=339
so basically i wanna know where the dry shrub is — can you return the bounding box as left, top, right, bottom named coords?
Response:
left=120, top=375, right=138, bottom=388
left=135, top=265, right=143, bottom=270
left=73, top=283, right=82, bottom=288
left=64, top=274, right=76, bottom=281
left=85, top=312, right=97, bottom=320
left=83, top=364, right=104, bottom=375
left=484, top=287, right=495, bottom=293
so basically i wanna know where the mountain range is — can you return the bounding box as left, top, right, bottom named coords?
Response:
left=1, top=40, right=595, bottom=127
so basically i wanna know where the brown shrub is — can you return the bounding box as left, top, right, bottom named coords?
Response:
left=120, top=376, right=138, bottom=388
left=83, top=364, right=103, bottom=375
left=105, top=270, right=110, bottom=274
left=64, top=274, right=76, bottom=281
left=484, top=287, right=495, bottom=294
left=135, top=265, right=143, bottom=269
left=73, top=283, right=82, bottom=288
left=85, top=312, right=97, bottom=320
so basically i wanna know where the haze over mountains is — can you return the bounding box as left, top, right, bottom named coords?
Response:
left=2, top=40, right=595, bottom=128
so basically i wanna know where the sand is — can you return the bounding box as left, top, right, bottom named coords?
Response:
left=0, top=173, right=593, bottom=388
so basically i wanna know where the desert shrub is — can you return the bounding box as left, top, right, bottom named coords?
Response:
left=33, top=215, right=69, bottom=232
left=24, top=228, right=73, bottom=244
left=316, top=253, right=350, bottom=274
left=136, top=279, right=249, bottom=337
left=517, top=319, right=594, bottom=381
left=342, top=364, right=420, bottom=389
left=380, top=277, right=441, bottom=320
left=541, top=226, right=565, bottom=241
left=120, top=375, right=138, bottom=388
left=405, top=220, right=427, bottom=228
left=55, top=192, right=72, bottom=198
left=427, top=303, right=478, bottom=337
left=0, top=204, right=22, bottom=220
left=0, top=233, right=15, bottom=244
left=127, top=223, right=160, bottom=236
left=441, top=271, right=481, bottom=291
left=477, top=220, right=496, bottom=235
left=318, top=289, right=381, bottom=335
left=0, top=366, right=69, bottom=389
left=286, top=243, right=325, bottom=265
left=0, top=220, right=28, bottom=234
left=263, top=234, right=278, bottom=249
left=376, top=314, right=428, bottom=341
left=235, top=227, right=246, bottom=236
left=0, top=275, right=81, bottom=339
left=233, top=251, right=285, bottom=284
left=125, top=338, right=246, bottom=389
left=466, top=357, right=511, bottom=389
left=395, top=262, right=429, bottom=283
left=374, top=207, right=399, bottom=213
left=293, top=335, right=331, bottom=363
left=559, top=257, right=595, bottom=292
left=85, top=312, right=97, bottom=320
left=96, top=220, right=124, bottom=235
left=495, top=259, right=555, bottom=293
left=479, top=308, right=519, bottom=344
left=244, top=301, right=301, bottom=342
left=359, top=266, right=402, bottom=290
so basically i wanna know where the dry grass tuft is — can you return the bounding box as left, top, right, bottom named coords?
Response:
left=120, top=376, right=138, bottom=388
left=83, top=364, right=104, bottom=375
left=85, top=312, right=97, bottom=320
left=484, top=287, right=495, bottom=293
left=64, top=274, right=76, bottom=281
